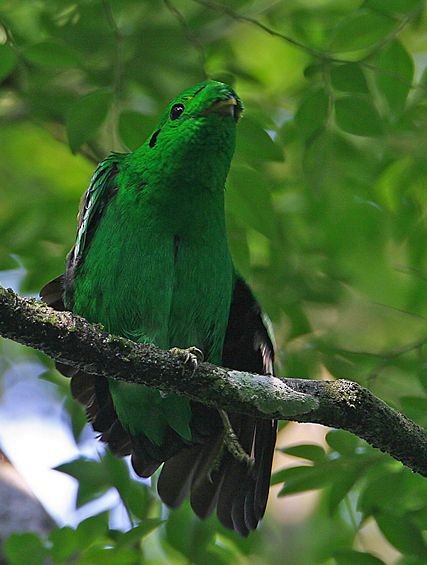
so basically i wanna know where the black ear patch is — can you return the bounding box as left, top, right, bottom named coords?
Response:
left=149, top=129, right=161, bottom=148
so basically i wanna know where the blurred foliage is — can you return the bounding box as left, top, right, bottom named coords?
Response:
left=0, top=0, right=427, bottom=563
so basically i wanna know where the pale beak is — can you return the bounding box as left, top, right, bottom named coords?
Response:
left=202, top=97, right=241, bottom=119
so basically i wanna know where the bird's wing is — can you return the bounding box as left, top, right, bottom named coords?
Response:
left=158, top=277, right=277, bottom=536
left=40, top=152, right=126, bottom=307
left=69, top=152, right=126, bottom=274
left=40, top=153, right=133, bottom=458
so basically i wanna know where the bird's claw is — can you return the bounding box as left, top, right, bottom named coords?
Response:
left=169, top=346, right=204, bottom=375
left=219, top=410, right=255, bottom=468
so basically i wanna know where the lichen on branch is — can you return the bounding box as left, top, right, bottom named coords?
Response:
left=0, top=285, right=426, bottom=477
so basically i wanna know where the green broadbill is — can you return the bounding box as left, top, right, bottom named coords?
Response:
left=41, top=80, right=277, bottom=535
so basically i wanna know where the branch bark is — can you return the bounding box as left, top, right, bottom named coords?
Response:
left=0, top=285, right=426, bottom=477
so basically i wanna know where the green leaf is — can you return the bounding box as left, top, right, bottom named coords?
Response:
left=274, top=464, right=335, bottom=494
left=358, top=469, right=404, bottom=516
left=335, top=96, right=383, bottom=136
left=280, top=444, right=326, bottom=462
left=23, top=41, right=80, bottom=68
left=333, top=549, right=385, bottom=564
left=330, top=11, right=395, bottom=52
left=49, top=526, right=78, bottom=563
left=374, top=40, right=414, bottom=114
left=55, top=457, right=110, bottom=506
left=399, top=396, right=427, bottom=426
left=326, top=430, right=359, bottom=455
left=417, top=366, right=427, bottom=392
left=119, top=110, right=157, bottom=150
left=115, top=520, right=165, bottom=547
left=76, top=512, right=109, bottom=549
left=227, top=165, right=276, bottom=240
left=328, top=469, right=363, bottom=514
left=235, top=116, right=283, bottom=162
left=331, top=63, right=369, bottom=94
left=295, top=88, right=329, bottom=140
left=4, top=533, right=48, bottom=565
left=0, top=44, right=17, bottom=81
left=364, top=0, right=422, bottom=14
left=66, top=90, right=112, bottom=153
left=375, top=512, right=427, bottom=557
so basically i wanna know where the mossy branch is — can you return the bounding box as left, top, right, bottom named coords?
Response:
left=0, top=285, right=426, bottom=477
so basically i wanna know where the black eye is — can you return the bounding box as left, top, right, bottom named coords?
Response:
left=170, top=103, right=185, bottom=120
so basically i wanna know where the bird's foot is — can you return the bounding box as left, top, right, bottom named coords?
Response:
left=219, top=410, right=255, bottom=468
left=169, top=346, right=204, bottom=375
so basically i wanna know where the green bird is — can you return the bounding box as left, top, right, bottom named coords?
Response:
left=41, top=80, right=277, bottom=535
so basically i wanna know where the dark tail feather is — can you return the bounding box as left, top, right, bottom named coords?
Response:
left=254, top=419, right=277, bottom=519
left=40, top=275, right=66, bottom=311
left=157, top=414, right=276, bottom=536
left=157, top=445, right=205, bottom=507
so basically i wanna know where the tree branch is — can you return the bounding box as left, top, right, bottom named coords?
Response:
left=0, top=285, right=426, bottom=477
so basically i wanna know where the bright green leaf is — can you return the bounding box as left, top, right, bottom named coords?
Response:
left=335, top=96, right=383, bottom=136
left=76, top=512, right=109, bottom=549
left=55, top=457, right=110, bottom=507
left=4, top=533, right=47, bottom=565
left=66, top=90, right=112, bottom=153
left=280, top=444, right=326, bottom=462
left=326, top=430, right=359, bottom=454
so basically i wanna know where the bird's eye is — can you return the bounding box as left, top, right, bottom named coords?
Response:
left=170, top=103, right=185, bottom=120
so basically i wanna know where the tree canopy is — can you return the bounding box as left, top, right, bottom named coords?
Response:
left=0, top=1, right=426, bottom=564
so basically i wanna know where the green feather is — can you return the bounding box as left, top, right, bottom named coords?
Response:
left=66, top=80, right=242, bottom=444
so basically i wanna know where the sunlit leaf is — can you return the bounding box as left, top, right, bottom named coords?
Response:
left=279, top=444, right=326, bottom=462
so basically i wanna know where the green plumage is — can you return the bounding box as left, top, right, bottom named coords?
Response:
left=41, top=80, right=277, bottom=535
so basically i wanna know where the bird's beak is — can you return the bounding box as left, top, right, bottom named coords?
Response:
left=202, top=97, right=241, bottom=120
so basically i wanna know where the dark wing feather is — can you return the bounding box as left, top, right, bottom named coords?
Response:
left=158, top=277, right=277, bottom=535
left=40, top=153, right=135, bottom=461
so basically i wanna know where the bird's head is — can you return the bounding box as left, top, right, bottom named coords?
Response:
left=131, top=80, right=243, bottom=189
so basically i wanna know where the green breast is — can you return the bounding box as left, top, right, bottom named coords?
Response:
left=70, top=179, right=233, bottom=443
